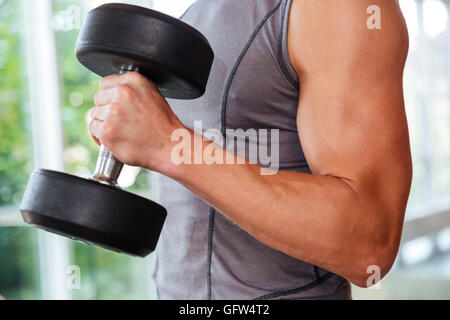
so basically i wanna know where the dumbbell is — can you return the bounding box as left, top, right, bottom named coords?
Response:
left=19, top=3, right=214, bottom=257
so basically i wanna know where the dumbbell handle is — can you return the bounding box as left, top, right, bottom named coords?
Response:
left=90, top=65, right=140, bottom=187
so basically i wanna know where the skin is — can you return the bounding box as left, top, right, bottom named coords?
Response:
left=89, top=0, right=411, bottom=287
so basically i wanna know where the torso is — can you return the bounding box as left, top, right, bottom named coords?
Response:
left=153, top=0, right=351, bottom=300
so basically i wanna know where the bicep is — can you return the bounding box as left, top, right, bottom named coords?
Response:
left=288, top=0, right=411, bottom=206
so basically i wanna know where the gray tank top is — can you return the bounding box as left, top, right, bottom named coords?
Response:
left=153, top=0, right=351, bottom=300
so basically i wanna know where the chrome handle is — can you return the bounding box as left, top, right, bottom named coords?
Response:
left=90, top=145, right=124, bottom=187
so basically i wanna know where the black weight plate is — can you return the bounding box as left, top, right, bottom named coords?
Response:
left=76, top=3, right=214, bottom=99
left=20, top=169, right=166, bottom=257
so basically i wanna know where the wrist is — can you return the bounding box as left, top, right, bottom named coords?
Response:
left=150, top=124, right=192, bottom=180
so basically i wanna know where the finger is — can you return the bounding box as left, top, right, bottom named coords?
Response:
left=100, top=71, right=143, bottom=90
left=88, top=119, right=103, bottom=143
left=94, top=87, right=117, bottom=106
left=99, top=73, right=122, bottom=90
left=89, top=105, right=110, bottom=121
left=102, top=72, right=157, bottom=97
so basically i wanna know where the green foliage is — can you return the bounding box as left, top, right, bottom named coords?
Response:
left=0, top=0, right=40, bottom=300
left=0, top=0, right=32, bottom=207
left=0, top=227, right=40, bottom=299
left=70, top=242, right=155, bottom=300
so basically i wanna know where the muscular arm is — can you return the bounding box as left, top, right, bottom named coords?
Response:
left=287, top=0, right=412, bottom=284
left=172, top=0, right=411, bottom=286
left=90, top=0, right=412, bottom=287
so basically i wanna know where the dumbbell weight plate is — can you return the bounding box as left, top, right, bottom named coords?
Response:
left=20, top=169, right=166, bottom=257
left=76, top=3, right=214, bottom=99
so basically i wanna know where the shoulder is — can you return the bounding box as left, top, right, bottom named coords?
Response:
left=287, top=0, right=409, bottom=76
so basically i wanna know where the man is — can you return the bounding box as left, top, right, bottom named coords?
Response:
left=89, top=0, right=411, bottom=299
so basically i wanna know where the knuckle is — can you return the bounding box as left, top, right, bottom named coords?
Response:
left=147, top=79, right=157, bottom=90
left=88, top=120, right=94, bottom=132
left=101, top=123, right=115, bottom=142
left=116, top=84, right=133, bottom=100
left=91, top=106, right=102, bottom=119
left=124, top=71, right=139, bottom=82
left=99, top=77, right=108, bottom=90
left=109, top=102, right=122, bottom=117
left=88, top=120, right=100, bottom=137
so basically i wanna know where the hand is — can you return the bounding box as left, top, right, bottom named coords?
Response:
left=88, top=72, right=184, bottom=172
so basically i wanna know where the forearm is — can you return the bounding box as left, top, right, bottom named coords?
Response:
left=158, top=128, right=393, bottom=285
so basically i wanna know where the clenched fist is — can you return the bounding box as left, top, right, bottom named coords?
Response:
left=88, top=72, right=184, bottom=172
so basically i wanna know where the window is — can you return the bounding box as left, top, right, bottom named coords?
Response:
left=0, top=0, right=194, bottom=300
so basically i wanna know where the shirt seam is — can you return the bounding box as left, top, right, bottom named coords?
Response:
left=253, top=272, right=334, bottom=300
left=220, top=0, right=284, bottom=137
left=207, top=207, right=216, bottom=300
left=277, top=0, right=300, bottom=90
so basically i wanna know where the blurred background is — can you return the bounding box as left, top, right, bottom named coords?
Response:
left=0, top=0, right=449, bottom=300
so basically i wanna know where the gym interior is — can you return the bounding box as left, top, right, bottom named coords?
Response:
left=0, top=0, right=450, bottom=300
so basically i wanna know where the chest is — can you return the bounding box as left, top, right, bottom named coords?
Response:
left=167, top=0, right=299, bottom=134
